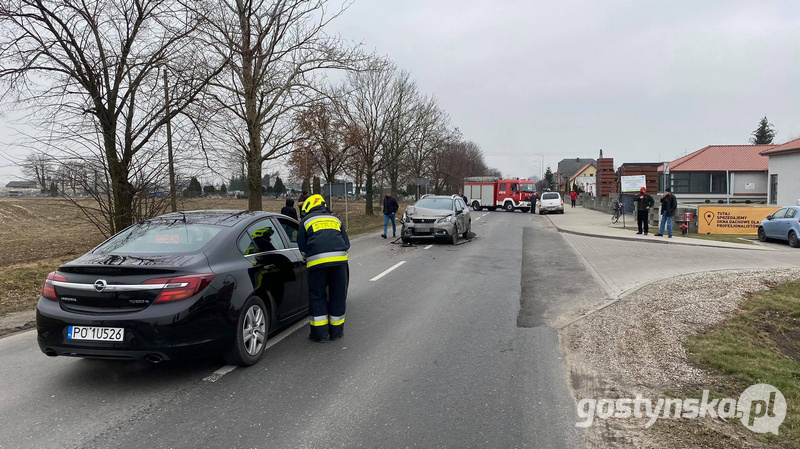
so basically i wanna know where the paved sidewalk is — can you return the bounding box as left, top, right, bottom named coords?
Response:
left=545, top=206, right=777, bottom=251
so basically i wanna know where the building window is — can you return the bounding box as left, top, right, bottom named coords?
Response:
left=770, top=174, right=778, bottom=204
left=710, top=173, right=727, bottom=194
left=671, top=172, right=722, bottom=194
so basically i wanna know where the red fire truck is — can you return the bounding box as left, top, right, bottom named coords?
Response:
left=463, top=177, right=537, bottom=212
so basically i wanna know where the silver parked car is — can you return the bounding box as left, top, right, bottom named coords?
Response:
left=400, top=195, right=471, bottom=244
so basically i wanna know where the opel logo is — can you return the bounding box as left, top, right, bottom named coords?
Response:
left=93, top=279, right=107, bottom=293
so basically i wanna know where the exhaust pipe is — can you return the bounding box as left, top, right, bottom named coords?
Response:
left=44, top=349, right=58, bottom=357
left=145, top=354, right=163, bottom=364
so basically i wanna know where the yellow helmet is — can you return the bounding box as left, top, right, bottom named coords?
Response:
left=302, top=194, right=325, bottom=214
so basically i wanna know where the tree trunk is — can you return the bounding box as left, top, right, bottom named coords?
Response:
left=164, top=68, right=177, bottom=213
left=108, top=158, right=133, bottom=233
left=247, top=153, right=262, bottom=211
left=365, top=170, right=374, bottom=215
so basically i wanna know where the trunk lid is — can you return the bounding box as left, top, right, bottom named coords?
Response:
left=55, top=253, right=209, bottom=314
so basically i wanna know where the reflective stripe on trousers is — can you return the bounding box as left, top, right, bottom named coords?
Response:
left=329, top=315, right=345, bottom=326
left=310, top=315, right=329, bottom=326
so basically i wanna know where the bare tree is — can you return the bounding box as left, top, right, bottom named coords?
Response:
left=334, top=59, right=398, bottom=214
left=201, top=0, right=361, bottom=211
left=19, top=153, right=51, bottom=192
left=405, top=96, right=450, bottom=199
left=0, top=0, right=225, bottom=233
left=294, top=100, right=352, bottom=184
left=382, top=69, right=419, bottom=196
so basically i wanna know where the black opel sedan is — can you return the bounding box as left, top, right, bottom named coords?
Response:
left=36, top=210, right=309, bottom=366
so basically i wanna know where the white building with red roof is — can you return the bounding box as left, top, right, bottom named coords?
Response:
left=658, top=144, right=776, bottom=203
left=760, top=137, right=800, bottom=206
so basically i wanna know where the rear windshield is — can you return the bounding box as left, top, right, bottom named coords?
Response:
left=415, top=198, right=453, bottom=210
left=542, top=193, right=560, bottom=200
left=95, top=222, right=223, bottom=254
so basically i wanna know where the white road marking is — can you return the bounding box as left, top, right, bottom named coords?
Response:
left=370, top=261, right=406, bottom=282
left=204, top=364, right=237, bottom=382
left=204, top=318, right=310, bottom=382
left=424, top=244, right=433, bottom=250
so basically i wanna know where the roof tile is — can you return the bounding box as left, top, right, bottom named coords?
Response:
left=663, top=145, right=774, bottom=172
left=760, top=137, right=800, bottom=156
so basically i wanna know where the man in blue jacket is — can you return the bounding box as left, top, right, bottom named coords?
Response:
left=298, top=195, right=351, bottom=342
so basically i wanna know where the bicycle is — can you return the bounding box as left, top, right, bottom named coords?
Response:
left=611, top=200, right=624, bottom=224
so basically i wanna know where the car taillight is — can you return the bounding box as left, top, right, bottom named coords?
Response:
left=42, top=271, right=67, bottom=301
left=143, top=274, right=216, bottom=303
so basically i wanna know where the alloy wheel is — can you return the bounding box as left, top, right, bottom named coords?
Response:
left=242, top=304, right=266, bottom=356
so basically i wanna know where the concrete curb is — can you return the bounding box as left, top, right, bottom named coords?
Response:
left=545, top=215, right=770, bottom=251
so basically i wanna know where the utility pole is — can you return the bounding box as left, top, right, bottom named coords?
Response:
left=164, top=67, right=177, bottom=212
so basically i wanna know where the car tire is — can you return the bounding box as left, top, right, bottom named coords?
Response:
left=463, top=222, right=471, bottom=239
left=472, top=202, right=482, bottom=212
left=790, top=231, right=800, bottom=248
left=504, top=202, right=515, bottom=212
left=401, top=235, right=411, bottom=243
left=539, top=210, right=545, bottom=215
left=225, top=296, right=269, bottom=366
left=520, top=208, right=530, bottom=213
left=758, top=227, right=768, bottom=242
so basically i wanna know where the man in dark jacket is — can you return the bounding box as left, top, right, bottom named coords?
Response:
left=633, top=187, right=655, bottom=235
left=655, top=188, right=677, bottom=238
left=381, top=191, right=399, bottom=239
left=280, top=198, right=298, bottom=220
left=298, top=195, right=350, bottom=342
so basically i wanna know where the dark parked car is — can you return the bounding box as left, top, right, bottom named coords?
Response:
left=36, top=210, right=312, bottom=366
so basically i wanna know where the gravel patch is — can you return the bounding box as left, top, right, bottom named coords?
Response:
left=562, top=268, right=800, bottom=447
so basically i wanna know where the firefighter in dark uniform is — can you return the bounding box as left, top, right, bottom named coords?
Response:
left=298, top=194, right=350, bottom=342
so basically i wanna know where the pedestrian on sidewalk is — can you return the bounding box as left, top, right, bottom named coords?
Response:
left=298, top=195, right=350, bottom=342
left=633, top=187, right=654, bottom=235
left=381, top=190, right=399, bottom=239
left=569, top=190, right=578, bottom=208
left=280, top=198, right=298, bottom=220
left=655, top=188, right=677, bottom=238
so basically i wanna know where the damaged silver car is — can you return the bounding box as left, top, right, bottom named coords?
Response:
left=400, top=195, right=471, bottom=244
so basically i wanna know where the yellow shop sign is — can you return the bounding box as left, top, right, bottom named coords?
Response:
left=698, top=206, right=779, bottom=235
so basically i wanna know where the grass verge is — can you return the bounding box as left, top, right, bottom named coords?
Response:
left=0, top=256, right=79, bottom=316
left=683, top=278, right=800, bottom=447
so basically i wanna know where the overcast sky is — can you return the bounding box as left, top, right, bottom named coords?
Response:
left=2, top=0, right=799, bottom=185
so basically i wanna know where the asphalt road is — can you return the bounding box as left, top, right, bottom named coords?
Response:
left=0, top=211, right=590, bottom=449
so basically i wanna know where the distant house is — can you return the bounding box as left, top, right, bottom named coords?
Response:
left=556, top=158, right=597, bottom=192
left=760, top=137, right=800, bottom=206
left=658, top=145, right=775, bottom=203
left=4, top=180, right=40, bottom=196
left=568, top=163, right=597, bottom=195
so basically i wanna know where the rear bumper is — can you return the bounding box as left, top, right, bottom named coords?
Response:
left=36, top=297, right=233, bottom=361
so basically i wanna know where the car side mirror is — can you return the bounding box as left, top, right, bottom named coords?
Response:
left=766, top=215, right=773, bottom=220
